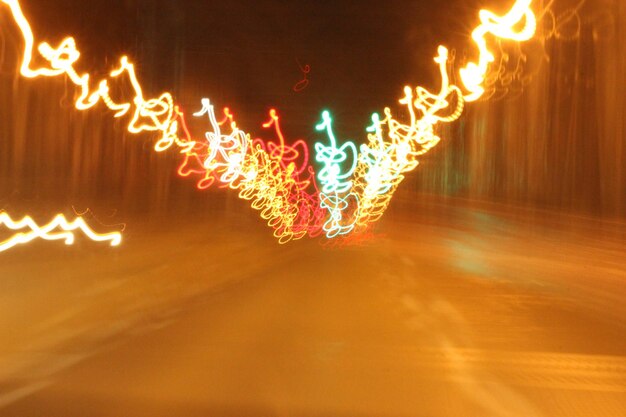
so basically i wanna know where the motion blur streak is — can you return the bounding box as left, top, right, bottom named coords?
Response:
left=176, top=100, right=324, bottom=243
left=340, top=0, right=536, bottom=235
left=0, top=211, right=121, bottom=252
left=460, top=0, right=536, bottom=101
left=0, top=0, right=624, bottom=415
left=175, top=0, right=538, bottom=239
left=0, top=0, right=194, bottom=154
left=0, top=0, right=537, bottom=243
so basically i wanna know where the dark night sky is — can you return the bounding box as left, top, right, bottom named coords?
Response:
left=18, top=0, right=492, bottom=140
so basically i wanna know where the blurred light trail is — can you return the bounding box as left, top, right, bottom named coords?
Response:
left=0, top=212, right=122, bottom=252
left=327, top=0, right=537, bottom=236
left=460, top=0, right=537, bottom=101
left=0, top=0, right=537, bottom=243
left=293, top=58, right=311, bottom=92
left=314, top=110, right=359, bottom=237
left=0, top=0, right=193, bottom=154
left=178, top=100, right=324, bottom=243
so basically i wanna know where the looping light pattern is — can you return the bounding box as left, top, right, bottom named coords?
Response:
left=460, top=0, right=537, bottom=102
left=0, top=0, right=537, bottom=245
left=312, top=111, right=360, bottom=237
left=347, top=46, right=465, bottom=229
left=1, top=0, right=191, bottom=154
left=315, top=1, right=536, bottom=235
left=0, top=212, right=121, bottom=252
left=175, top=100, right=325, bottom=243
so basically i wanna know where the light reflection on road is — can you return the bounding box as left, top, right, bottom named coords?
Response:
left=0, top=198, right=625, bottom=417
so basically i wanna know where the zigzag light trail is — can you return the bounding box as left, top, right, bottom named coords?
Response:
left=0, top=212, right=121, bottom=252
left=0, top=0, right=537, bottom=249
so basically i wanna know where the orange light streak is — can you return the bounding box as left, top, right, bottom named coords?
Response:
left=460, top=0, right=537, bottom=102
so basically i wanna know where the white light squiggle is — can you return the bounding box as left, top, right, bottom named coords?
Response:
left=0, top=212, right=122, bottom=253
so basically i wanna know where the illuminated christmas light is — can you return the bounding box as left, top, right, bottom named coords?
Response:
left=0, top=212, right=122, bottom=253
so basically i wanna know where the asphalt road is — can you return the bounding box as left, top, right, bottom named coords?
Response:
left=1, top=198, right=625, bottom=417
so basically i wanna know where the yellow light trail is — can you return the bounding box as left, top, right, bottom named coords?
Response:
left=460, top=0, right=537, bottom=101
left=0, top=0, right=538, bottom=244
left=0, top=212, right=122, bottom=253
left=1, top=0, right=193, bottom=153
left=343, top=1, right=537, bottom=235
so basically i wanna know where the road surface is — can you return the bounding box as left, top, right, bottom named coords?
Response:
left=1, top=197, right=625, bottom=417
